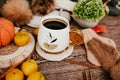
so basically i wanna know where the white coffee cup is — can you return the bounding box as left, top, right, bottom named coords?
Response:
left=38, top=15, right=70, bottom=53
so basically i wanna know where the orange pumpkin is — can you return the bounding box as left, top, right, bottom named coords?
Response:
left=0, top=18, right=15, bottom=47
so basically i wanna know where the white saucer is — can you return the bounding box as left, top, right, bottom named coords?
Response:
left=27, top=15, right=43, bottom=27
left=54, top=0, right=77, bottom=11
left=36, top=42, right=74, bottom=61
left=27, top=10, right=71, bottom=28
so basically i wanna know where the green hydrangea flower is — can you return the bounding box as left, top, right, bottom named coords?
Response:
left=73, top=0, right=105, bottom=21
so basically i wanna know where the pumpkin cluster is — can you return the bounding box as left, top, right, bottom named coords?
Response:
left=0, top=18, right=15, bottom=47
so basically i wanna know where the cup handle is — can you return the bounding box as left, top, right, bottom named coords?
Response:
left=59, top=8, right=63, bottom=16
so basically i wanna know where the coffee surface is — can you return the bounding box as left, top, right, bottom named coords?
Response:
left=44, top=21, right=66, bottom=30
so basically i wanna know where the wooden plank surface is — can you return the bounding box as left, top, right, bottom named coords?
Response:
left=1, top=15, right=119, bottom=80
left=23, top=15, right=119, bottom=80
left=21, top=15, right=120, bottom=80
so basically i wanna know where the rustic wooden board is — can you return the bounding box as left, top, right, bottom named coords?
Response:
left=1, top=16, right=119, bottom=80
left=0, top=28, right=35, bottom=68
left=33, top=16, right=120, bottom=80
left=44, top=69, right=111, bottom=80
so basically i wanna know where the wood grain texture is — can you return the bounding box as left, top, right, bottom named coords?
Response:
left=0, top=28, right=35, bottom=68
left=1, top=15, right=119, bottom=80
left=30, top=16, right=120, bottom=80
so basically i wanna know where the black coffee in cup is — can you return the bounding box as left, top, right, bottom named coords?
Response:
left=43, top=18, right=67, bottom=30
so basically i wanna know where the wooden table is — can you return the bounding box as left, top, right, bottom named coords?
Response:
left=10, top=15, right=120, bottom=80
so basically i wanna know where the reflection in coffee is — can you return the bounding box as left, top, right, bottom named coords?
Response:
left=43, top=20, right=67, bottom=30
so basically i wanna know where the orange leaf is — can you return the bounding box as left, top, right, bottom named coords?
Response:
left=92, top=25, right=107, bottom=33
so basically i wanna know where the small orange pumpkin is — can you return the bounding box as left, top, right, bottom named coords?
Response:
left=0, top=18, right=15, bottom=47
